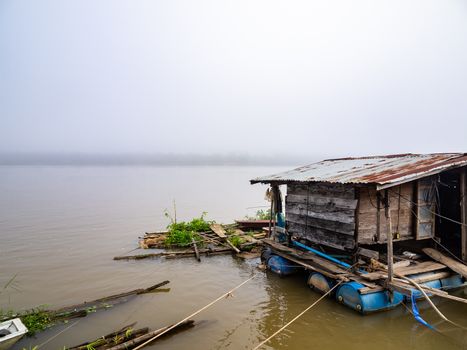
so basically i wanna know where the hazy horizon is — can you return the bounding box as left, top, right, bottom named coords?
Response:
left=0, top=152, right=321, bottom=166
left=2, top=0, right=467, bottom=157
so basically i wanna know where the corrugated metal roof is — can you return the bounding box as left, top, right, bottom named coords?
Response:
left=251, top=153, right=467, bottom=189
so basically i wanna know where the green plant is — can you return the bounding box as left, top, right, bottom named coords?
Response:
left=85, top=306, right=97, bottom=314
left=164, top=230, right=201, bottom=247
left=125, top=327, right=133, bottom=338
left=164, top=212, right=213, bottom=247
left=245, top=209, right=271, bottom=220
left=20, top=307, right=52, bottom=335
left=228, top=235, right=245, bottom=248
left=255, top=209, right=271, bottom=220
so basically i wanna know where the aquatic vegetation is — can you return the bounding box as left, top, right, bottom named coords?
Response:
left=164, top=229, right=202, bottom=247
left=20, top=306, right=52, bottom=335
left=245, top=209, right=271, bottom=220
left=164, top=212, right=213, bottom=247
left=228, top=235, right=245, bottom=248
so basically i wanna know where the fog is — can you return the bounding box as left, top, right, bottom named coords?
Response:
left=1, top=0, right=467, bottom=163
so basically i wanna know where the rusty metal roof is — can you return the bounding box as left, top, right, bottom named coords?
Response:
left=251, top=153, right=467, bottom=189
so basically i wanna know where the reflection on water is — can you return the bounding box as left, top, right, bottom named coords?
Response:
left=0, top=166, right=466, bottom=350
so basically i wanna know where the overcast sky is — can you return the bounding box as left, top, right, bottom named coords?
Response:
left=1, top=0, right=466, bottom=160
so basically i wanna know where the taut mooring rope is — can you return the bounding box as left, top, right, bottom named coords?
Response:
left=252, top=279, right=344, bottom=350
left=132, top=274, right=257, bottom=350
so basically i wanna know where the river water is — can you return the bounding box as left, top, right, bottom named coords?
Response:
left=0, top=165, right=466, bottom=350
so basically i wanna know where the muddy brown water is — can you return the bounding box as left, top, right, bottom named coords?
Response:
left=1, top=165, right=466, bottom=350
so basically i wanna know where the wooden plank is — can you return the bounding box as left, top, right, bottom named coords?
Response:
left=226, top=240, right=241, bottom=254
left=287, top=221, right=355, bottom=250
left=423, top=248, right=467, bottom=279
left=348, top=276, right=382, bottom=289
left=360, top=271, right=386, bottom=281
left=358, top=286, right=385, bottom=294
left=262, top=240, right=350, bottom=281
left=385, top=189, right=394, bottom=282
left=410, top=271, right=451, bottom=284
left=192, top=238, right=200, bottom=262
left=286, top=202, right=355, bottom=223
left=287, top=183, right=355, bottom=200
left=358, top=183, right=415, bottom=243
left=397, top=282, right=467, bottom=304
left=461, top=168, right=467, bottom=261
left=272, top=250, right=348, bottom=281
left=262, top=239, right=349, bottom=275
left=286, top=194, right=358, bottom=210
left=210, top=224, right=227, bottom=238
left=394, top=261, right=447, bottom=276
left=387, top=280, right=467, bottom=306
left=357, top=247, right=379, bottom=260
left=354, top=188, right=360, bottom=245
left=287, top=213, right=355, bottom=235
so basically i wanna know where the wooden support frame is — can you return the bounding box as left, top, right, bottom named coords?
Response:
left=461, top=167, right=467, bottom=261
left=384, top=189, right=394, bottom=283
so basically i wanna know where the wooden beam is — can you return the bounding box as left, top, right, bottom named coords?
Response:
left=210, top=224, right=227, bottom=239
left=423, top=247, right=467, bottom=279
left=376, top=191, right=382, bottom=242
left=286, top=194, right=358, bottom=210
left=384, top=189, right=394, bottom=282
left=461, top=168, right=467, bottom=261
left=271, top=249, right=348, bottom=282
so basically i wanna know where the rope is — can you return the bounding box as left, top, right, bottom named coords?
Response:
left=37, top=319, right=81, bottom=349
left=389, top=189, right=467, bottom=227
left=398, top=276, right=467, bottom=331
left=406, top=202, right=464, bottom=264
left=132, top=274, right=257, bottom=350
left=253, top=262, right=358, bottom=350
left=252, top=280, right=344, bottom=350
left=430, top=237, right=465, bottom=264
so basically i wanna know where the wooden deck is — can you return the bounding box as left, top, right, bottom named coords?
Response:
left=262, top=239, right=465, bottom=296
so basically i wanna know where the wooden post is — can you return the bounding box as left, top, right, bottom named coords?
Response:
left=353, top=188, right=360, bottom=264
left=376, top=191, right=382, bottom=242
left=268, top=186, right=273, bottom=239
left=271, top=185, right=278, bottom=240
left=461, top=168, right=467, bottom=262
left=384, top=189, right=394, bottom=283
left=192, top=238, right=201, bottom=262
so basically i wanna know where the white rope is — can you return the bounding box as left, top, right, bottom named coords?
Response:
left=252, top=280, right=344, bottom=350
left=132, top=274, right=257, bottom=350
left=37, top=319, right=81, bottom=349
left=398, top=275, right=467, bottom=331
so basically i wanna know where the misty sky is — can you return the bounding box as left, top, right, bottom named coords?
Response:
left=1, top=0, right=466, bottom=159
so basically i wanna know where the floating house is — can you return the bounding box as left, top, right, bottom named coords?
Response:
left=251, top=153, right=467, bottom=314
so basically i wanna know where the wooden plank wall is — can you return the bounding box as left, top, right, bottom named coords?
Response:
left=358, top=183, right=414, bottom=244
left=285, top=183, right=357, bottom=251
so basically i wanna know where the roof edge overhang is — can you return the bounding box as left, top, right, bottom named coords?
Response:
left=251, top=162, right=467, bottom=189
left=376, top=162, right=467, bottom=191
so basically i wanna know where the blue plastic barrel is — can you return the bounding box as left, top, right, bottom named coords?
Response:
left=267, top=255, right=299, bottom=277
left=440, top=275, right=464, bottom=290
left=336, top=282, right=404, bottom=314
left=307, top=272, right=335, bottom=294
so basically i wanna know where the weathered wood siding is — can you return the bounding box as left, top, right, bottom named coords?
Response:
left=357, top=183, right=415, bottom=244
left=285, top=183, right=357, bottom=250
